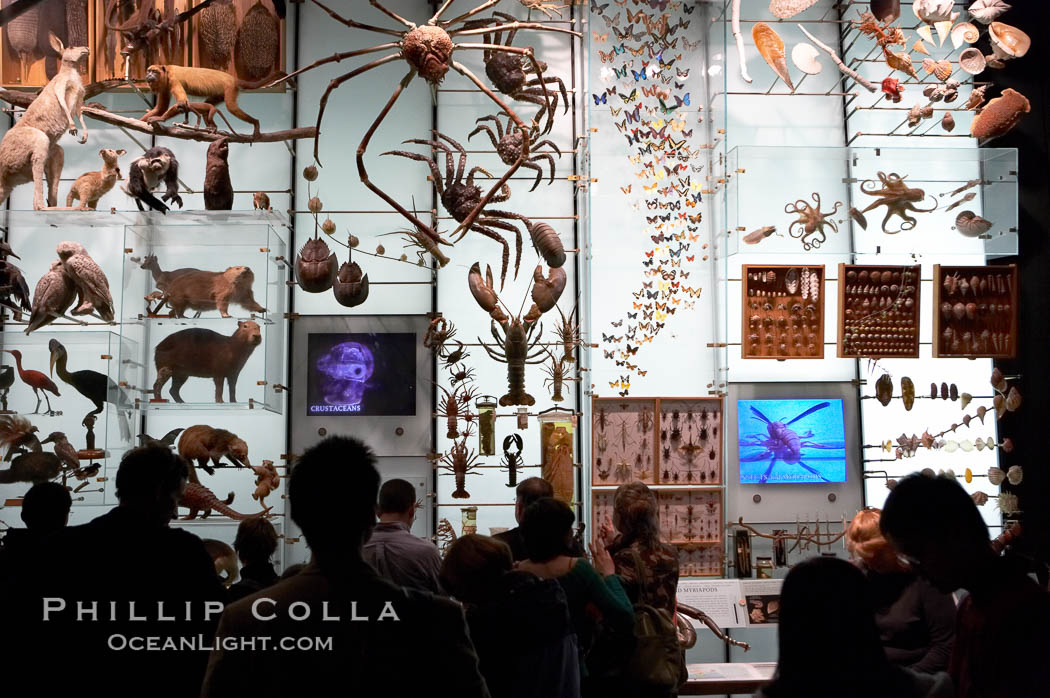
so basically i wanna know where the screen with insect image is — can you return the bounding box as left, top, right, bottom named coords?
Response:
left=306, top=333, right=416, bottom=416
left=736, top=399, right=847, bottom=484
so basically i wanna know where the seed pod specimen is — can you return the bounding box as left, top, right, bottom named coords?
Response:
left=236, top=1, right=280, bottom=80
left=875, top=374, right=893, bottom=406
left=900, top=377, right=915, bottom=410
left=199, top=0, right=237, bottom=70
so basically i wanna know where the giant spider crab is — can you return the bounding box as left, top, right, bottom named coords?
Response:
left=855, top=171, right=937, bottom=234
left=386, top=130, right=532, bottom=289
left=269, top=0, right=579, bottom=248
left=470, top=113, right=561, bottom=191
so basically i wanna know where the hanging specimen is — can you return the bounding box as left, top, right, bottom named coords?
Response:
left=784, top=193, right=841, bottom=250
left=470, top=113, right=561, bottom=192
left=855, top=172, right=937, bottom=234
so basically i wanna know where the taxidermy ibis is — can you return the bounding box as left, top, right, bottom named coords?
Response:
left=0, top=414, right=60, bottom=484
left=4, top=349, right=60, bottom=415
left=49, top=339, right=132, bottom=441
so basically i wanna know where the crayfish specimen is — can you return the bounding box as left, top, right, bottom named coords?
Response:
left=436, top=382, right=480, bottom=439
left=439, top=431, right=482, bottom=499
left=501, top=433, right=524, bottom=488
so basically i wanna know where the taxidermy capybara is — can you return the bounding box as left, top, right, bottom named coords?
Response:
left=177, top=424, right=251, bottom=483
left=163, top=265, right=266, bottom=318
left=153, top=320, right=261, bottom=403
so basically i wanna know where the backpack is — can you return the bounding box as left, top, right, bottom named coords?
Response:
left=621, top=548, right=687, bottom=689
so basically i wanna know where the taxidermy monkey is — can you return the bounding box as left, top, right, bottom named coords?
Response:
left=204, top=137, right=233, bottom=210
left=66, top=148, right=126, bottom=209
left=141, top=64, right=272, bottom=136
left=123, top=146, right=182, bottom=214
left=0, top=35, right=89, bottom=210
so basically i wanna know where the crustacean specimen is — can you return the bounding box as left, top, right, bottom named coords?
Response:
left=784, top=193, right=841, bottom=250
left=424, top=316, right=457, bottom=355
left=542, top=351, right=568, bottom=402
left=386, top=130, right=531, bottom=288
left=436, top=382, right=479, bottom=439
left=439, top=431, right=482, bottom=499
left=553, top=305, right=581, bottom=364
left=469, top=113, right=561, bottom=192
left=519, top=0, right=568, bottom=19
left=856, top=172, right=937, bottom=234
left=267, top=0, right=579, bottom=248
left=501, top=433, right=524, bottom=488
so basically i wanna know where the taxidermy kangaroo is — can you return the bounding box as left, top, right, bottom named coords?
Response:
left=0, top=34, right=89, bottom=210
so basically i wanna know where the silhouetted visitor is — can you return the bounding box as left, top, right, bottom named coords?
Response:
left=0, top=481, right=71, bottom=579
left=881, top=473, right=1050, bottom=698
left=8, top=446, right=227, bottom=698
left=442, top=534, right=580, bottom=698
left=754, top=556, right=953, bottom=698
left=846, top=507, right=955, bottom=674
left=516, top=497, right=634, bottom=683
left=363, top=477, right=443, bottom=593
left=280, top=561, right=306, bottom=579
left=203, top=538, right=239, bottom=589
left=227, top=517, right=279, bottom=602
left=494, top=476, right=554, bottom=561
left=201, top=436, right=490, bottom=698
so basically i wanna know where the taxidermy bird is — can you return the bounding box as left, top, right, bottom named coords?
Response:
left=0, top=414, right=60, bottom=484
left=56, top=241, right=114, bottom=322
left=49, top=339, right=132, bottom=442
left=41, top=431, right=79, bottom=471
left=0, top=240, right=31, bottom=320
left=4, top=349, right=60, bottom=415
left=25, top=260, right=77, bottom=334
left=138, top=428, right=185, bottom=449
left=0, top=364, right=14, bottom=396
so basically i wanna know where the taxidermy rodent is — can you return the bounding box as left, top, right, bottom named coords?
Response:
left=123, top=146, right=182, bottom=213
left=0, top=35, right=88, bottom=210
left=204, top=137, right=233, bottom=210
left=141, top=64, right=277, bottom=136
left=66, top=148, right=126, bottom=209
left=178, top=423, right=251, bottom=484
left=153, top=320, right=262, bottom=403
left=163, top=266, right=266, bottom=318
left=253, top=191, right=270, bottom=210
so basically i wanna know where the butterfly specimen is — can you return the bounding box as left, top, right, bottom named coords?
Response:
left=619, top=88, right=639, bottom=103
left=620, top=185, right=632, bottom=194
left=593, top=93, right=608, bottom=105
left=593, top=32, right=609, bottom=42
left=611, top=319, right=623, bottom=327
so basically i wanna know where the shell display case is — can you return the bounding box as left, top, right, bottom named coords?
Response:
left=932, top=264, right=1018, bottom=359
left=837, top=264, right=921, bottom=359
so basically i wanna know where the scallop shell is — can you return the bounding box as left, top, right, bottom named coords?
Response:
left=199, top=0, right=237, bottom=70
left=950, top=22, right=979, bottom=49
left=955, top=210, right=992, bottom=237
left=922, top=58, right=953, bottom=81
left=988, top=467, right=1006, bottom=486
left=971, top=491, right=989, bottom=506
left=769, top=0, right=819, bottom=19
left=941, top=112, right=956, bottom=132
left=1007, top=465, right=1023, bottom=486
left=791, top=42, right=822, bottom=75
left=988, top=22, right=1031, bottom=60
left=753, top=23, right=794, bottom=91
left=971, top=88, right=1030, bottom=140
left=236, top=1, right=281, bottom=80
left=969, top=0, right=1011, bottom=24
left=959, top=48, right=987, bottom=76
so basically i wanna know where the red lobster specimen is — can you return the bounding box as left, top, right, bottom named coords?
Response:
left=437, top=383, right=479, bottom=439
left=179, top=482, right=271, bottom=520
left=439, top=434, right=482, bottom=499
left=739, top=402, right=844, bottom=483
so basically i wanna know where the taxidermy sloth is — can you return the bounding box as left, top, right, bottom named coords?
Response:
left=141, top=64, right=271, bottom=135
left=123, top=146, right=182, bottom=213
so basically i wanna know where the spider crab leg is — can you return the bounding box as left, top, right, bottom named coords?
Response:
left=314, top=53, right=403, bottom=166
left=265, top=43, right=401, bottom=88
left=436, top=0, right=502, bottom=27
left=356, top=69, right=452, bottom=247
left=450, top=22, right=582, bottom=40
left=309, top=0, right=404, bottom=37
left=382, top=149, right=445, bottom=193
left=368, top=0, right=416, bottom=29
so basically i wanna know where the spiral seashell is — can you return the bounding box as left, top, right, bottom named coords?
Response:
left=1007, top=466, right=1023, bottom=486
left=988, top=22, right=1030, bottom=60
left=1006, top=385, right=1022, bottom=411
left=969, top=0, right=1011, bottom=24
left=941, top=112, right=955, bottom=133
left=954, top=210, right=992, bottom=238
left=951, top=22, right=980, bottom=49
left=988, top=467, right=1006, bottom=485
left=971, top=491, right=989, bottom=506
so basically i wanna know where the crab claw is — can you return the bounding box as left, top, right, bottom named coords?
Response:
left=468, top=262, right=507, bottom=323
left=531, top=265, right=567, bottom=315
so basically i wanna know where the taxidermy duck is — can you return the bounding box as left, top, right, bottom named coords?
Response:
left=49, top=339, right=132, bottom=441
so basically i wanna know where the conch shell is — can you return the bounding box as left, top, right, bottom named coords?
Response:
left=970, top=88, right=1030, bottom=140
left=959, top=48, right=987, bottom=76
left=988, top=22, right=1030, bottom=60
left=885, top=50, right=917, bottom=79
left=332, top=261, right=369, bottom=308
left=951, top=22, right=979, bottom=49
left=530, top=265, right=567, bottom=315
left=955, top=210, right=992, bottom=237
left=753, top=23, right=794, bottom=91
left=969, top=0, right=1011, bottom=24
left=769, top=0, right=818, bottom=19
left=295, top=237, right=338, bottom=293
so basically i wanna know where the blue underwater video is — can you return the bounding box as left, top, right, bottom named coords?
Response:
left=737, top=399, right=847, bottom=484
left=306, top=333, right=416, bottom=416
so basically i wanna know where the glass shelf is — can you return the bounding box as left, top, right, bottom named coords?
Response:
left=0, top=208, right=288, bottom=229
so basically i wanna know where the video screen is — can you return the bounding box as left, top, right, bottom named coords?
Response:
left=306, top=333, right=416, bottom=416
left=737, top=398, right=847, bottom=484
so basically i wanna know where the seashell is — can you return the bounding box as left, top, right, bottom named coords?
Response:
left=960, top=440, right=974, bottom=452
left=993, top=393, right=1006, bottom=419
left=951, top=22, right=980, bottom=49
left=941, top=112, right=956, bottom=132
left=295, top=238, right=338, bottom=293
left=881, top=77, right=903, bottom=102
left=955, top=210, right=992, bottom=237
left=332, top=261, right=369, bottom=308
left=959, top=48, right=987, bottom=76
left=920, top=468, right=936, bottom=478
left=875, top=374, right=893, bottom=406
left=976, top=405, right=988, bottom=423
left=791, top=43, right=822, bottom=75
left=922, top=58, right=953, bottom=81
left=996, top=493, right=1019, bottom=515
left=952, top=302, right=966, bottom=320
left=907, top=103, right=934, bottom=127
left=988, top=22, right=1030, bottom=60
left=971, top=491, right=989, bottom=506
left=199, top=0, right=237, bottom=70
left=1001, top=437, right=1013, bottom=452
left=871, top=0, right=901, bottom=21
left=916, top=24, right=934, bottom=45
left=988, top=467, right=1006, bottom=486
left=236, top=1, right=281, bottom=80
left=887, top=51, right=918, bottom=79
left=886, top=479, right=898, bottom=491
left=930, top=382, right=938, bottom=400
left=962, top=415, right=972, bottom=428
left=784, top=267, right=799, bottom=294
left=921, top=432, right=936, bottom=450
left=1007, top=466, right=1023, bottom=486
left=971, top=88, right=1030, bottom=140
left=966, top=303, right=977, bottom=319
left=944, top=440, right=958, bottom=453
left=965, top=85, right=988, bottom=111
left=991, top=367, right=1007, bottom=392
left=912, top=39, right=930, bottom=56
left=914, top=0, right=958, bottom=23
left=941, top=382, right=950, bottom=400
left=1006, top=385, right=1022, bottom=411
left=941, top=469, right=957, bottom=481
left=900, top=377, right=915, bottom=411
left=969, top=0, right=1011, bottom=24
left=753, top=23, right=794, bottom=91
left=950, top=384, right=959, bottom=401
left=960, top=392, right=973, bottom=409
left=769, top=0, right=819, bottom=19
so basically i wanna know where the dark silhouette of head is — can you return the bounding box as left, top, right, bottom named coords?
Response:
left=234, top=517, right=279, bottom=565
left=114, top=445, right=189, bottom=525
left=441, top=534, right=513, bottom=604
left=768, top=556, right=901, bottom=698
left=881, top=473, right=991, bottom=592
left=514, top=477, right=553, bottom=523
left=21, top=481, right=72, bottom=532
left=613, top=481, right=660, bottom=546
left=378, top=478, right=418, bottom=522
left=280, top=562, right=307, bottom=580
left=521, top=496, right=575, bottom=563
left=289, top=436, right=379, bottom=566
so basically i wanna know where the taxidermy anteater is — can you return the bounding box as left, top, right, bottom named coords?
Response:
left=153, top=320, right=261, bottom=403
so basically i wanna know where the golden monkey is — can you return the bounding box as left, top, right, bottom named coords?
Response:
left=141, top=64, right=271, bottom=135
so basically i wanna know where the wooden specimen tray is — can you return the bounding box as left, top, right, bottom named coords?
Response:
left=932, top=264, right=1018, bottom=359
left=741, top=264, right=825, bottom=359
left=837, top=264, right=921, bottom=358
left=1, top=0, right=95, bottom=87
